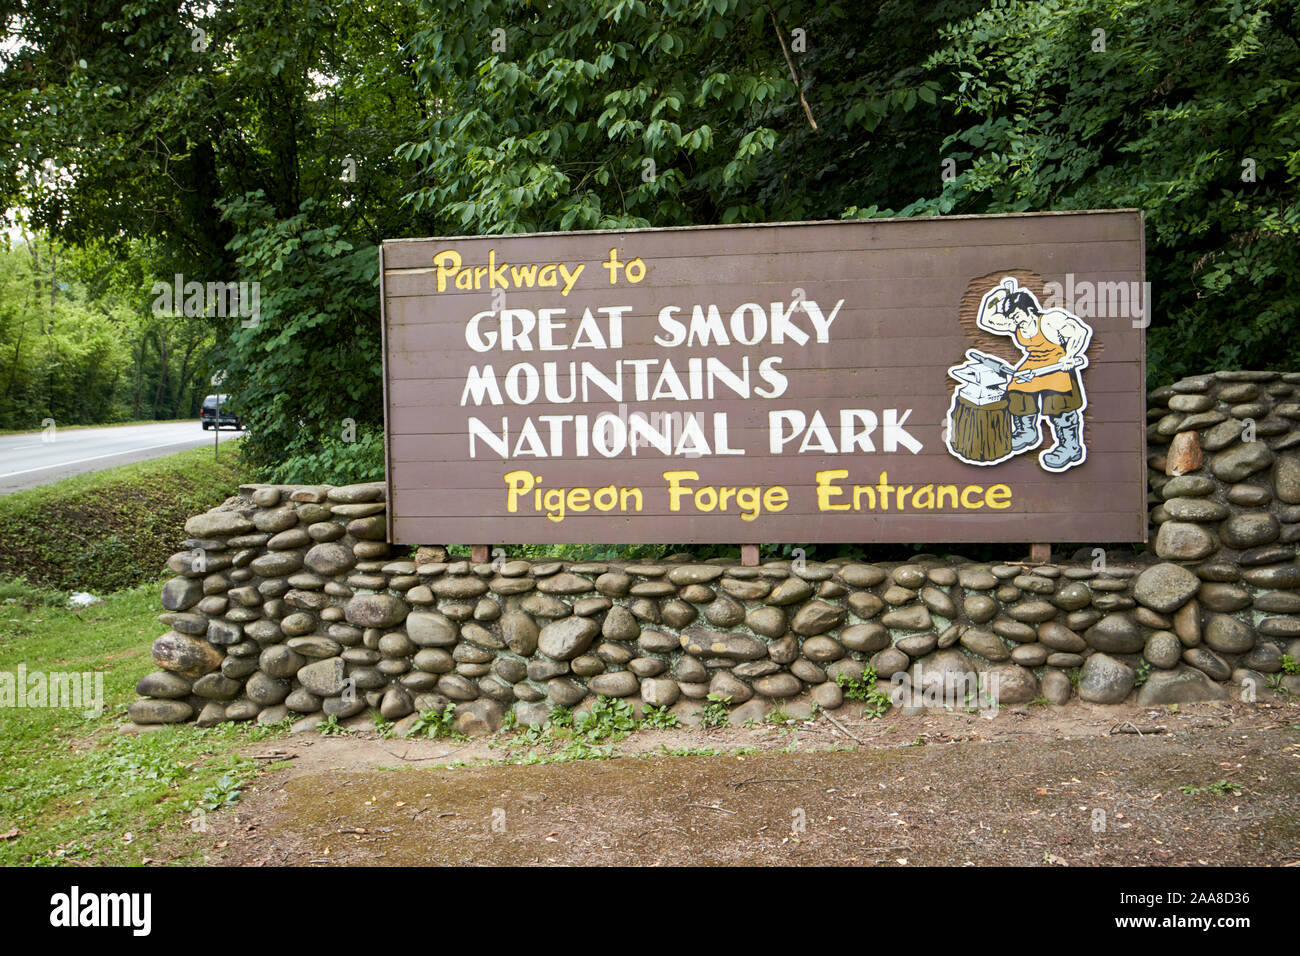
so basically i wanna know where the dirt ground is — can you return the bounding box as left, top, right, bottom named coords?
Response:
left=158, top=697, right=1300, bottom=866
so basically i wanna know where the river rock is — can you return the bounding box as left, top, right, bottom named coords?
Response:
left=152, top=631, right=222, bottom=677
left=1136, top=666, right=1228, bottom=705
left=538, top=616, right=600, bottom=661
left=1077, top=653, right=1134, bottom=704
left=1132, top=562, right=1200, bottom=614
left=297, top=657, right=346, bottom=697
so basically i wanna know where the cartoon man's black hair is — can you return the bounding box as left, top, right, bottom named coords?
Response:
left=998, top=290, right=1040, bottom=316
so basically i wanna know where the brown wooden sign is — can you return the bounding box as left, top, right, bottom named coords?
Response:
left=380, top=211, right=1146, bottom=545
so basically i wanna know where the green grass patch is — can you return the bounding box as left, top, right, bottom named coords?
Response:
left=0, top=579, right=282, bottom=865
left=0, top=442, right=249, bottom=592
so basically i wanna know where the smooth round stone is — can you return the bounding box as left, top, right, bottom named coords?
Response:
left=957, top=568, right=998, bottom=590
left=1134, top=607, right=1171, bottom=629
left=672, top=656, right=707, bottom=683
left=629, top=657, right=666, bottom=678
left=881, top=585, right=916, bottom=606
left=1175, top=602, right=1204, bottom=646
left=869, top=648, right=910, bottom=679
left=840, top=622, right=888, bottom=653
left=880, top=606, right=932, bottom=631
left=260, top=645, right=306, bottom=678
left=704, top=596, right=746, bottom=627
left=1197, top=583, right=1251, bottom=612
left=838, top=564, right=888, bottom=588
left=641, top=678, right=680, bottom=708
left=1258, top=618, right=1300, bottom=638
left=891, top=566, right=927, bottom=589
left=1255, top=591, right=1300, bottom=613
left=1227, top=483, right=1272, bottom=506
left=1010, top=644, right=1049, bottom=666
left=991, top=619, right=1036, bottom=643
left=801, top=636, right=845, bottom=662
left=847, top=592, right=884, bottom=619
left=767, top=634, right=798, bottom=665
left=789, top=659, right=826, bottom=683
left=920, top=586, right=957, bottom=619
left=1144, top=631, right=1183, bottom=669
left=754, top=673, right=802, bottom=698
left=245, top=672, right=291, bottom=706
left=1195, top=562, right=1241, bottom=582
left=438, top=674, right=481, bottom=701
left=1241, top=563, right=1300, bottom=588
left=1182, top=647, right=1231, bottom=681
left=452, top=642, right=493, bottom=665
left=811, top=681, right=843, bottom=710
left=1203, top=614, right=1256, bottom=653
left=895, top=633, right=938, bottom=657
left=1077, top=653, right=1134, bottom=704
left=594, top=641, right=634, bottom=665
left=1046, top=652, right=1085, bottom=668
left=1006, top=600, right=1057, bottom=623
left=1084, top=613, right=1143, bottom=653
left=1220, top=513, right=1280, bottom=549
left=1162, top=497, right=1228, bottom=521
left=1155, top=521, right=1218, bottom=560
left=1243, top=642, right=1283, bottom=673
left=791, top=601, right=846, bottom=635
left=287, top=636, right=342, bottom=659
left=927, top=567, right=958, bottom=586
left=285, top=688, right=322, bottom=713
left=1238, top=545, right=1296, bottom=566
left=378, top=632, right=416, bottom=658
left=637, top=630, right=678, bottom=655
left=1210, top=443, right=1274, bottom=482
left=570, top=655, right=605, bottom=677
left=964, top=594, right=998, bottom=623
left=1160, top=475, right=1217, bottom=499
left=960, top=629, right=1009, bottom=661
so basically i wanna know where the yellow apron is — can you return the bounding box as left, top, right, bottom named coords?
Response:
left=1010, top=325, right=1071, bottom=394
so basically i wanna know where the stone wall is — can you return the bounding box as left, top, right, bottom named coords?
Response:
left=130, top=371, right=1300, bottom=732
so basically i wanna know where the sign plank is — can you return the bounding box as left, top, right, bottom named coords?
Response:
left=381, top=212, right=1147, bottom=545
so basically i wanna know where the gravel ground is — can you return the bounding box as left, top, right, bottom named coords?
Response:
left=158, top=696, right=1300, bottom=867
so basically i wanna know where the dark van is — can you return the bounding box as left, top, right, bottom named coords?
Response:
left=200, top=394, right=243, bottom=430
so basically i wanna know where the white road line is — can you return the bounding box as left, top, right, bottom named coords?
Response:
left=0, top=439, right=208, bottom=479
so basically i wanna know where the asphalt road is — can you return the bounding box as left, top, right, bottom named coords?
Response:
left=0, top=421, right=242, bottom=495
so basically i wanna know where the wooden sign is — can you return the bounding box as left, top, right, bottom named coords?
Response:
left=380, top=210, right=1146, bottom=545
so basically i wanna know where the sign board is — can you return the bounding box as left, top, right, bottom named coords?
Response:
left=380, top=210, right=1146, bottom=545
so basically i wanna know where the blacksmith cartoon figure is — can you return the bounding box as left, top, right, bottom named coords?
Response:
left=945, top=277, right=1093, bottom=473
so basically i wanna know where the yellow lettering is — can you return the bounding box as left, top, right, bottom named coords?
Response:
left=542, top=488, right=566, bottom=521
left=664, top=471, right=698, bottom=511
left=504, top=470, right=536, bottom=512
left=816, top=469, right=850, bottom=511
left=593, top=485, right=618, bottom=511
left=433, top=250, right=461, bottom=292
left=986, top=484, right=1012, bottom=509
left=960, top=485, right=984, bottom=509
left=895, top=484, right=913, bottom=510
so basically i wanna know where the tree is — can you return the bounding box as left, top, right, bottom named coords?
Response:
left=917, top=0, right=1300, bottom=384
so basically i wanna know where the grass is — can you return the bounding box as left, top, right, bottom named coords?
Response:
left=0, top=442, right=248, bottom=592
left=0, top=578, right=284, bottom=865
